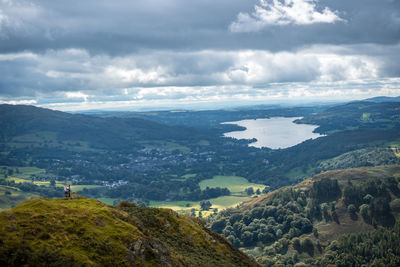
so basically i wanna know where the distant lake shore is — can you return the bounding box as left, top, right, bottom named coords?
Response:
left=222, top=117, right=324, bottom=149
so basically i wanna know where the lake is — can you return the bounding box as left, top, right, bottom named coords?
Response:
left=222, top=117, right=324, bottom=149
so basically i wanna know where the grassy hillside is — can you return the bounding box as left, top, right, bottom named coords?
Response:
left=296, top=101, right=400, bottom=134
left=207, top=165, right=400, bottom=266
left=0, top=195, right=259, bottom=266
left=317, top=147, right=400, bottom=171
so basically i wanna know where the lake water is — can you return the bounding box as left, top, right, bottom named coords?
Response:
left=222, top=117, right=324, bottom=149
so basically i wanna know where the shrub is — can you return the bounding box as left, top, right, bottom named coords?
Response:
left=347, top=204, right=356, bottom=214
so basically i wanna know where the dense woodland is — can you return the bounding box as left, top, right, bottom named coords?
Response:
left=318, top=221, right=400, bottom=266
left=207, top=165, right=400, bottom=266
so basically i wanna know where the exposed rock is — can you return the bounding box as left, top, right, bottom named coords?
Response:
left=129, top=238, right=172, bottom=267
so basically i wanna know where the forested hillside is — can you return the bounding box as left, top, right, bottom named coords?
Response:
left=207, top=165, right=400, bottom=266
left=296, top=101, right=400, bottom=134
left=0, top=104, right=207, bottom=150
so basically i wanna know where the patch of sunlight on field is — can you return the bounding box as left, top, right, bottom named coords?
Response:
left=149, top=195, right=256, bottom=217
left=149, top=200, right=199, bottom=210
left=391, top=147, right=400, bottom=158
left=149, top=176, right=266, bottom=217
left=209, top=195, right=253, bottom=209
left=199, top=175, right=266, bottom=194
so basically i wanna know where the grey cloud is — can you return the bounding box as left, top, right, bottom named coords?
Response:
left=0, top=0, right=399, bottom=109
left=1, top=0, right=399, bottom=55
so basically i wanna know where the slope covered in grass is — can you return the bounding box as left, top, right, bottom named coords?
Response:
left=0, top=195, right=259, bottom=266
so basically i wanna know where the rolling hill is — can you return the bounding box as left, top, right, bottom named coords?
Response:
left=296, top=101, right=400, bottom=134
left=0, top=195, right=259, bottom=266
left=207, top=165, right=400, bottom=266
left=0, top=104, right=206, bottom=150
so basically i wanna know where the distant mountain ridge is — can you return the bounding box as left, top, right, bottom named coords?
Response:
left=0, top=104, right=205, bottom=150
left=364, top=96, right=400, bottom=103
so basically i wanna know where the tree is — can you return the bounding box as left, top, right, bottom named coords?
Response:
left=200, top=200, right=212, bottom=211
left=301, top=238, right=314, bottom=256
left=363, top=194, right=374, bottom=204
left=359, top=204, right=370, bottom=220
left=347, top=204, right=356, bottom=214
left=241, top=231, right=254, bottom=246
left=190, top=208, right=196, bottom=217
left=211, top=219, right=226, bottom=233
left=245, top=187, right=254, bottom=196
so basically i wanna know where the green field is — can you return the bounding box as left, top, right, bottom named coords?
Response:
left=149, top=200, right=198, bottom=209
left=6, top=176, right=102, bottom=192
left=171, top=173, right=196, bottom=181
left=199, top=175, right=266, bottom=195
left=71, top=185, right=104, bottom=192
left=0, top=166, right=46, bottom=179
left=361, top=112, right=371, bottom=122
left=183, top=173, right=196, bottom=179
left=210, top=195, right=253, bottom=208
left=149, top=195, right=256, bottom=217
left=150, top=175, right=266, bottom=217
left=138, top=140, right=190, bottom=153
left=285, top=165, right=314, bottom=181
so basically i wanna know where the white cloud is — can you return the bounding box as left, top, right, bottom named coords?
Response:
left=65, top=92, right=89, bottom=102
left=0, top=99, right=37, bottom=105
left=0, top=51, right=37, bottom=60
left=0, top=43, right=398, bottom=110
left=230, top=0, right=344, bottom=32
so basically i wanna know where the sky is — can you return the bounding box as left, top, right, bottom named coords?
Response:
left=0, top=0, right=399, bottom=111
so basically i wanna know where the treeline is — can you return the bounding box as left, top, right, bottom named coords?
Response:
left=82, top=181, right=230, bottom=202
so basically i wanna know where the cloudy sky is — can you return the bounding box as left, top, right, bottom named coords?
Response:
left=0, top=0, right=399, bottom=111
